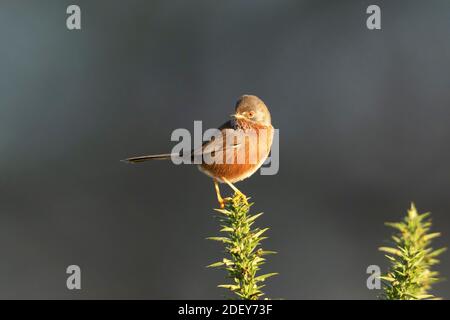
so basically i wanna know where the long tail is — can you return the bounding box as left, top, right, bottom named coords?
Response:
left=122, top=153, right=174, bottom=163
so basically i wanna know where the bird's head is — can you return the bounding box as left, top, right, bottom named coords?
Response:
left=232, top=95, right=271, bottom=126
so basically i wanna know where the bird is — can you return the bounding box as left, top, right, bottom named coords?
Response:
left=123, top=94, right=274, bottom=208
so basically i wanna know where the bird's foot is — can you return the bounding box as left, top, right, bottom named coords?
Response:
left=218, top=197, right=233, bottom=209
left=221, top=177, right=246, bottom=200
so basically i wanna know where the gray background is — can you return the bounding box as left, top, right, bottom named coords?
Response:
left=0, top=0, right=449, bottom=299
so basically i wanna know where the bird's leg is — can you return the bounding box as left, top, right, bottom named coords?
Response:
left=221, top=177, right=246, bottom=199
left=214, top=179, right=226, bottom=208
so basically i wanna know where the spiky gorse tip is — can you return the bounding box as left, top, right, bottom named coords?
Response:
left=207, top=193, right=277, bottom=300
left=379, top=203, right=446, bottom=300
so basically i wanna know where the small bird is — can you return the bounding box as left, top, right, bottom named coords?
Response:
left=123, top=95, right=274, bottom=208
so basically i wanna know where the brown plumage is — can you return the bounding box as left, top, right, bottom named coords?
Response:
left=124, top=94, right=274, bottom=207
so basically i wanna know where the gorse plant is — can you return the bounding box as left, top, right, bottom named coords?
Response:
left=207, top=192, right=277, bottom=300
left=379, top=203, right=446, bottom=300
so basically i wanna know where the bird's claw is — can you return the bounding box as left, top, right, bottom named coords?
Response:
left=218, top=197, right=233, bottom=209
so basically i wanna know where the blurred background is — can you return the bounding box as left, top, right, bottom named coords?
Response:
left=0, top=0, right=449, bottom=299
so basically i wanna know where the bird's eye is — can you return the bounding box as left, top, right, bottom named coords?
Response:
left=248, top=111, right=255, bottom=118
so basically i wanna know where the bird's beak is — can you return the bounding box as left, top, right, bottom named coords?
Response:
left=231, top=113, right=246, bottom=120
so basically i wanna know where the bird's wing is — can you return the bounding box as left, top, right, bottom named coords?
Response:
left=190, top=120, right=242, bottom=162
left=194, top=124, right=263, bottom=165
